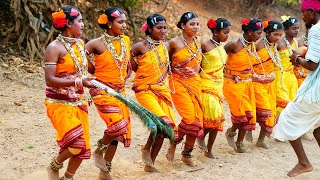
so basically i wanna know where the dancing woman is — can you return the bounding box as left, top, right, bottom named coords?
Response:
left=253, top=20, right=284, bottom=148
left=275, top=16, right=300, bottom=115
left=131, top=14, right=178, bottom=172
left=224, top=18, right=263, bottom=153
left=44, top=5, right=95, bottom=180
left=166, top=12, right=203, bottom=167
left=85, top=7, right=131, bottom=180
left=197, top=18, right=231, bottom=158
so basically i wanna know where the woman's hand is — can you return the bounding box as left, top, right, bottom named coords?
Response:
left=82, top=76, right=96, bottom=88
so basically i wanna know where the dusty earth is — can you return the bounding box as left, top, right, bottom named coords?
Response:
left=1, top=0, right=320, bottom=180
left=1, top=63, right=320, bottom=180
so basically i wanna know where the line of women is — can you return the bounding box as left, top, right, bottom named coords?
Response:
left=44, top=5, right=308, bottom=180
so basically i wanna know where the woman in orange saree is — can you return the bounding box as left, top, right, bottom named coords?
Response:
left=166, top=12, right=203, bottom=167
left=252, top=20, right=284, bottom=149
left=85, top=7, right=131, bottom=180
left=44, top=6, right=95, bottom=180
left=196, top=18, right=231, bottom=158
left=131, top=14, right=177, bottom=172
left=224, top=18, right=263, bottom=153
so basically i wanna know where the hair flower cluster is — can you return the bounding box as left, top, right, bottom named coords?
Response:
left=207, top=19, right=217, bottom=29
left=241, top=19, right=250, bottom=26
left=98, top=14, right=108, bottom=24
left=52, top=10, right=67, bottom=28
left=263, top=18, right=270, bottom=28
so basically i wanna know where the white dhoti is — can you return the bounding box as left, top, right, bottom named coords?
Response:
left=274, top=98, right=320, bottom=141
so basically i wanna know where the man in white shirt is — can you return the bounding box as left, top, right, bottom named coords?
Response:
left=274, top=0, right=320, bottom=177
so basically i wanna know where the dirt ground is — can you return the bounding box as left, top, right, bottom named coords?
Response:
left=0, top=66, right=319, bottom=180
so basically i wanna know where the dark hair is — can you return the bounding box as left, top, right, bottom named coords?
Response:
left=282, top=17, right=298, bottom=29
left=242, top=18, right=263, bottom=33
left=53, top=5, right=80, bottom=30
left=264, top=20, right=283, bottom=33
left=207, top=18, right=231, bottom=33
left=145, top=14, right=166, bottom=36
left=177, top=12, right=198, bottom=29
left=99, top=7, right=125, bottom=29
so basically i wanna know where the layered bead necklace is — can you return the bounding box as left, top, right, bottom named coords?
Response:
left=101, top=32, right=128, bottom=81
left=239, top=33, right=265, bottom=76
left=302, top=34, right=308, bottom=44
left=146, top=36, right=175, bottom=93
left=200, top=38, right=226, bottom=82
left=180, top=35, right=201, bottom=63
left=284, top=36, right=303, bottom=75
left=57, top=34, right=88, bottom=77
left=263, top=36, right=283, bottom=72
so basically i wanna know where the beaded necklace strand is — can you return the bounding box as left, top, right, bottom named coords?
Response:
left=102, top=32, right=128, bottom=81
left=57, top=34, right=88, bottom=77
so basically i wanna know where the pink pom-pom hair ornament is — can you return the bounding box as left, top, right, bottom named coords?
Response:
left=111, top=10, right=121, bottom=18
left=141, top=22, right=148, bottom=32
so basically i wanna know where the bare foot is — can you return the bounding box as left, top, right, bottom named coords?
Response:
left=93, top=148, right=109, bottom=172
left=245, top=131, right=253, bottom=143
left=141, top=145, right=153, bottom=166
left=225, top=128, right=236, bottom=147
left=47, top=166, right=59, bottom=180
left=196, top=138, right=208, bottom=152
left=301, top=133, right=313, bottom=141
left=287, top=163, right=313, bottom=177
left=234, top=141, right=246, bottom=153
left=99, top=170, right=113, bottom=180
left=166, top=143, right=176, bottom=162
left=204, top=151, right=214, bottom=159
left=181, top=156, right=195, bottom=167
left=256, top=140, right=270, bottom=149
left=144, top=165, right=160, bottom=173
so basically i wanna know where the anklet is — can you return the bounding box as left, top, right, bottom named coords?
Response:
left=65, top=170, right=75, bottom=176
left=50, top=157, right=63, bottom=171
left=60, top=176, right=73, bottom=180
left=97, top=139, right=109, bottom=153
left=105, top=161, right=112, bottom=173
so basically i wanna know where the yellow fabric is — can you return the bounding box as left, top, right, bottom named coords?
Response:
left=170, top=40, right=203, bottom=137
left=92, top=35, right=131, bottom=146
left=133, top=44, right=178, bottom=135
left=45, top=42, right=90, bottom=158
left=134, top=43, right=169, bottom=85
left=200, top=45, right=227, bottom=130
left=275, top=40, right=298, bottom=114
left=294, top=66, right=308, bottom=87
left=93, top=35, right=131, bottom=85
left=68, top=147, right=82, bottom=155
left=253, top=48, right=277, bottom=131
left=45, top=100, right=90, bottom=151
left=223, top=46, right=256, bottom=130
left=55, top=41, right=84, bottom=76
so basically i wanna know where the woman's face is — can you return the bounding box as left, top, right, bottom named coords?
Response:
left=285, top=22, right=300, bottom=38
left=69, top=13, right=84, bottom=37
left=182, top=18, right=200, bottom=36
left=268, top=29, right=284, bottom=44
left=216, top=26, right=231, bottom=42
left=110, top=13, right=127, bottom=35
left=248, top=28, right=263, bottom=42
left=150, top=20, right=167, bottom=41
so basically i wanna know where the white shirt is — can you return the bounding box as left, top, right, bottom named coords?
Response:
left=295, top=21, right=320, bottom=104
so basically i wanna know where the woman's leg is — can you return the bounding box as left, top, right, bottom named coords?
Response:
left=181, top=134, right=196, bottom=167
left=205, top=129, right=217, bottom=158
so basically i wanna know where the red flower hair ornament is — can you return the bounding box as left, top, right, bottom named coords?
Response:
left=207, top=19, right=217, bottom=29
left=52, top=10, right=67, bottom=28
left=241, top=19, right=250, bottom=26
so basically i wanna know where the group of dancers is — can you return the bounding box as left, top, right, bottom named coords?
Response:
left=44, top=0, right=320, bottom=179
